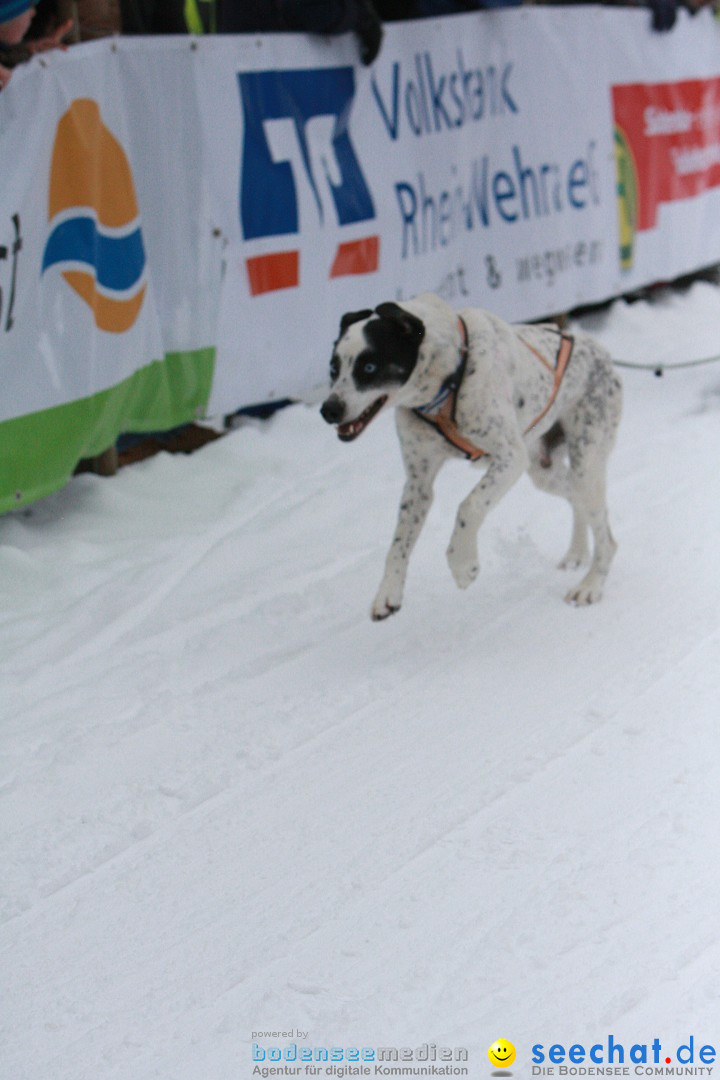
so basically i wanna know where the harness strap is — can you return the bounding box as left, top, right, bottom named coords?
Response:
left=413, top=325, right=574, bottom=461
left=520, top=331, right=574, bottom=435
left=414, top=397, right=489, bottom=461
left=413, top=317, right=488, bottom=462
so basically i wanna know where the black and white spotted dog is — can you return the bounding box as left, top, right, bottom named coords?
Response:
left=320, top=293, right=622, bottom=620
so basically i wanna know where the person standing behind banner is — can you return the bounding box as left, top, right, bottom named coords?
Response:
left=538, top=0, right=716, bottom=33
left=218, top=1, right=384, bottom=65
left=0, top=0, right=71, bottom=88
left=119, top=0, right=192, bottom=33
left=374, top=0, right=520, bottom=14
left=0, top=0, right=34, bottom=44
left=0, top=0, right=35, bottom=86
left=120, top=0, right=383, bottom=64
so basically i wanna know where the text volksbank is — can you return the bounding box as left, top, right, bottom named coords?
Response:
left=369, top=50, right=603, bottom=262
left=253, top=1045, right=468, bottom=1064
left=371, top=51, right=517, bottom=140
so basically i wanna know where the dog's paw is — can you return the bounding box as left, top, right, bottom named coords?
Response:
left=371, top=599, right=401, bottom=621
left=449, top=557, right=479, bottom=590
left=447, top=536, right=479, bottom=590
left=564, top=575, right=604, bottom=606
left=371, top=582, right=403, bottom=621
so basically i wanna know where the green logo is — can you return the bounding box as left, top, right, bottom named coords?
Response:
left=614, top=124, right=639, bottom=271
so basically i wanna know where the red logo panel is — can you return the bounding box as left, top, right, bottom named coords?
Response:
left=612, top=78, right=720, bottom=231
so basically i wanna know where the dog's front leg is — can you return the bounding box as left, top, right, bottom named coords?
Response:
left=371, top=451, right=444, bottom=621
left=447, top=444, right=528, bottom=589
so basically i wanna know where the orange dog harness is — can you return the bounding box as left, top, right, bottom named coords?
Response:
left=413, top=320, right=574, bottom=461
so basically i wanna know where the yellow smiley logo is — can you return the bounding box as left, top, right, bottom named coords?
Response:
left=488, top=1040, right=516, bottom=1070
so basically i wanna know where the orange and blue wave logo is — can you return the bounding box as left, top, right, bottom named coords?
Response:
left=42, top=98, right=146, bottom=334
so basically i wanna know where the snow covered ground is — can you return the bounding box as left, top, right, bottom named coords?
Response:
left=2, top=282, right=720, bottom=1080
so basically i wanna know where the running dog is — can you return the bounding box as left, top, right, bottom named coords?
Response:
left=320, top=293, right=622, bottom=620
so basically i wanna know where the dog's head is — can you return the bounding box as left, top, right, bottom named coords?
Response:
left=320, top=302, right=426, bottom=441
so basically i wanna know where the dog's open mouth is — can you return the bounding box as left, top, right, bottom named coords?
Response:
left=337, top=396, right=387, bottom=441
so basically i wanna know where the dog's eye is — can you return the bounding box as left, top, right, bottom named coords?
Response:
left=329, top=356, right=340, bottom=382
left=352, top=351, right=385, bottom=389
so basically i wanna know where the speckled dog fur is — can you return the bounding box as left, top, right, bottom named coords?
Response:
left=321, top=293, right=622, bottom=620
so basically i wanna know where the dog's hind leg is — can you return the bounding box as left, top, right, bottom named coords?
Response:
left=559, top=508, right=590, bottom=571
left=563, top=468, right=617, bottom=606
left=527, top=441, right=590, bottom=570
left=561, top=373, right=622, bottom=605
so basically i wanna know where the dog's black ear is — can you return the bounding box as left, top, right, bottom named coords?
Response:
left=374, top=302, right=425, bottom=343
left=339, top=309, right=373, bottom=335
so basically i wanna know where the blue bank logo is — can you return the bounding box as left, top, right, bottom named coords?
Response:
left=238, top=67, right=379, bottom=295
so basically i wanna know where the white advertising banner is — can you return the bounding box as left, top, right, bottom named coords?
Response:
left=0, top=37, right=220, bottom=426
left=605, top=14, right=720, bottom=292
left=197, top=8, right=621, bottom=410
left=1, top=10, right=719, bottom=509
left=196, top=7, right=720, bottom=411
left=1, top=48, right=159, bottom=425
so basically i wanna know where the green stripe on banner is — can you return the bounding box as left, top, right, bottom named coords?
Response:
left=0, top=347, right=215, bottom=514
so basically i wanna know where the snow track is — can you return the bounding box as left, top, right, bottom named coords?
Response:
left=2, top=284, right=720, bottom=1079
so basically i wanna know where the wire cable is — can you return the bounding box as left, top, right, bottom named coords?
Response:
left=612, top=353, right=720, bottom=377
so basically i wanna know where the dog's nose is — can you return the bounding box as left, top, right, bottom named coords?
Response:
left=320, top=395, right=345, bottom=425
